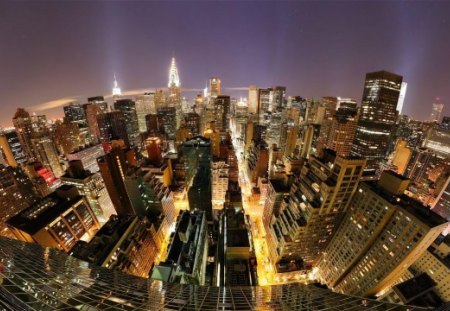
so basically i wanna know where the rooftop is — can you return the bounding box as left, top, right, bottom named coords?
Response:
left=6, top=190, right=84, bottom=235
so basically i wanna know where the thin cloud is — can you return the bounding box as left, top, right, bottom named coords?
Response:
left=27, top=97, right=80, bottom=112
left=225, top=87, right=248, bottom=91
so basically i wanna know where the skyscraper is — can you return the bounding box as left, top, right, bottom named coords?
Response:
left=135, top=92, right=156, bottom=133
left=167, top=57, right=180, bottom=103
left=12, top=108, right=35, bottom=160
left=318, top=171, right=448, bottom=297
left=97, top=142, right=137, bottom=215
left=96, top=111, right=130, bottom=146
left=266, top=150, right=365, bottom=270
left=114, top=99, right=139, bottom=147
left=0, top=129, right=27, bottom=166
left=396, top=82, right=408, bottom=114
left=248, top=85, right=258, bottom=114
left=429, top=98, right=444, bottom=123
left=350, top=71, right=403, bottom=177
left=213, top=95, right=230, bottom=132
left=112, top=74, right=122, bottom=99
left=209, top=77, right=221, bottom=98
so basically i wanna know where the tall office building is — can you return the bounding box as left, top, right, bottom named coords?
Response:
left=64, top=103, right=87, bottom=126
left=54, top=120, right=83, bottom=155
left=97, top=142, right=137, bottom=215
left=318, top=171, right=448, bottom=297
left=184, top=112, right=201, bottom=136
left=114, top=99, right=139, bottom=146
left=248, top=85, right=258, bottom=115
left=135, top=92, right=156, bottom=133
left=0, top=164, right=36, bottom=238
left=0, top=129, right=27, bottom=166
left=12, top=108, right=35, bottom=160
left=213, top=95, right=230, bottom=132
left=258, top=88, right=271, bottom=124
left=31, top=136, right=64, bottom=177
left=397, top=82, right=408, bottom=114
left=61, top=160, right=116, bottom=225
left=269, top=86, right=286, bottom=112
left=112, top=74, right=122, bottom=100
left=96, top=111, right=130, bottom=146
left=423, top=126, right=450, bottom=159
left=432, top=174, right=450, bottom=222
left=429, top=99, right=444, bottom=123
left=266, top=150, right=365, bottom=270
left=209, top=77, right=221, bottom=98
left=167, top=57, right=181, bottom=128
left=326, top=100, right=358, bottom=157
left=157, top=107, right=177, bottom=141
left=351, top=71, right=403, bottom=177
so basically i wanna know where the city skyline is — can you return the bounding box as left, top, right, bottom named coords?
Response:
left=1, top=2, right=450, bottom=309
left=1, top=1, right=450, bottom=127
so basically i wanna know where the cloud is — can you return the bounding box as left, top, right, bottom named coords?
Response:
left=27, top=97, right=80, bottom=112
left=225, top=87, right=249, bottom=91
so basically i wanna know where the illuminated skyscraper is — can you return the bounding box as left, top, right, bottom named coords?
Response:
left=135, top=92, right=156, bottom=133
left=97, top=142, right=137, bottom=215
left=167, top=57, right=182, bottom=128
left=429, top=98, right=444, bottom=123
left=112, top=74, right=122, bottom=99
left=351, top=71, right=403, bottom=177
left=12, top=108, right=35, bottom=160
left=0, top=129, right=27, bottom=166
left=248, top=85, right=258, bottom=114
left=318, top=171, right=448, bottom=297
left=114, top=99, right=139, bottom=147
left=168, top=57, right=180, bottom=88
left=96, top=111, right=130, bottom=146
left=266, top=150, right=365, bottom=270
left=209, top=77, right=221, bottom=98
left=396, top=82, right=407, bottom=114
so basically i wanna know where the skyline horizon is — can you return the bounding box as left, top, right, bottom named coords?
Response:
left=1, top=64, right=444, bottom=129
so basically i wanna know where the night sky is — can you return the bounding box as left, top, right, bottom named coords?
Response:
left=1, top=1, right=449, bottom=127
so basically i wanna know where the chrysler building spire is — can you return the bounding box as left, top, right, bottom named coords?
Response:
left=168, top=57, right=180, bottom=88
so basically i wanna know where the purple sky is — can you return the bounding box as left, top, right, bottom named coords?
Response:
left=1, top=1, right=449, bottom=127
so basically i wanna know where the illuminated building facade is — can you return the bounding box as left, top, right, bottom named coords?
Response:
left=135, top=92, right=156, bottom=133
left=429, top=99, right=444, bottom=123
left=318, top=171, right=448, bottom=297
left=152, top=210, right=208, bottom=285
left=7, top=185, right=100, bottom=252
left=267, top=151, right=365, bottom=271
left=61, top=160, right=116, bottom=225
left=114, top=99, right=140, bottom=147
left=66, top=144, right=105, bottom=173
left=96, top=111, right=130, bottom=146
left=97, top=142, right=137, bottom=215
left=351, top=71, right=403, bottom=177
left=71, top=215, right=160, bottom=278
left=0, top=164, right=36, bottom=238
left=209, top=77, right=221, bottom=98
left=0, top=128, right=27, bottom=166
left=423, top=126, right=450, bottom=159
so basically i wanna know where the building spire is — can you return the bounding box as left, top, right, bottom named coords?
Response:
left=168, top=57, right=180, bottom=88
left=112, top=73, right=122, bottom=96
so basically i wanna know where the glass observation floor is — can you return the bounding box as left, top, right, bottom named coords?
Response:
left=0, top=237, right=425, bottom=310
